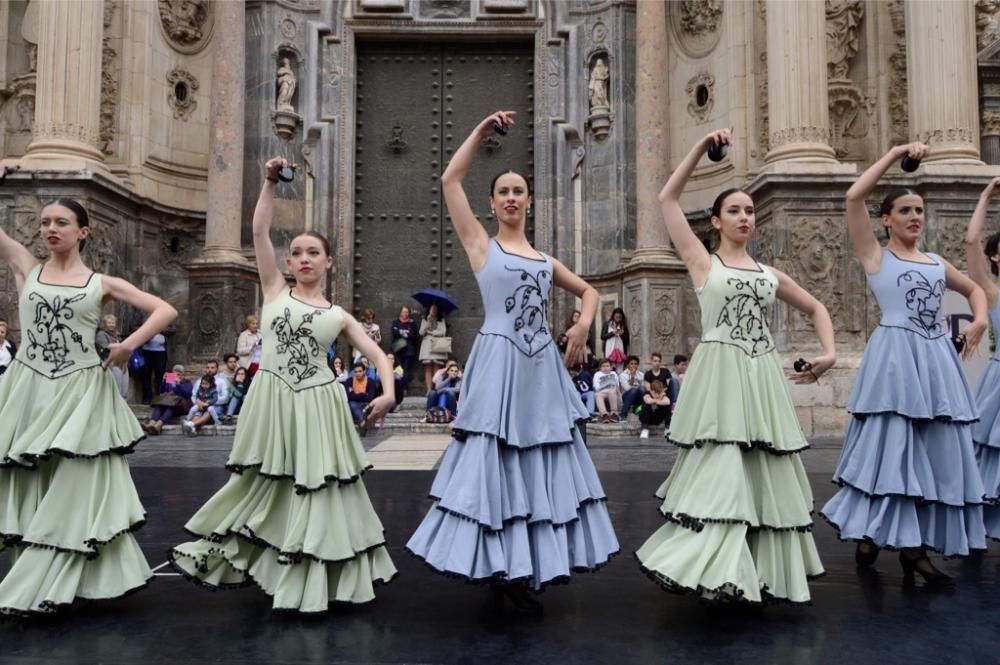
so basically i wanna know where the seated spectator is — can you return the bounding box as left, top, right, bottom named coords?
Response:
left=346, top=361, right=376, bottom=426
left=331, top=355, right=348, bottom=381
left=223, top=367, right=250, bottom=423
left=671, top=354, right=689, bottom=406
left=237, top=315, right=262, bottom=377
left=619, top=354, right=644, bottom=419
left=592, top=358, right=622, bottom=424
left=144, top=365, right=193, bottom=435
left=205, top=359, right=231, bottom=415
left=359, top=355, right=379, bottom=383
left=220, top=353, right=239, bottom=382
left=570, top=363, right=595, bottom=415
left=96, top=314, right=130, bottom=399
left=183, top=374, right=220, bottom=436
left=0, top=320, right=17, bottom=378
left=426, top=363, right=462, bottom=416
left=639, top=380, right=672, bottom=439
left=430, top=358, right=462, bottom=386
left=643, top=352, right=672, bottom=394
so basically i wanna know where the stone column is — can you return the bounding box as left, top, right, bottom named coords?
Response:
left=764, top=0, right=836, bottom=163
left=22, top=0, right=104, bottom=167
left=630, top=0, right=675, bottom=262
left=906, top=1, right=982, bottom=163
left=200, top=0, right=247, bottom=264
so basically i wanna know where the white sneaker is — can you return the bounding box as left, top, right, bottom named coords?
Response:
left=182, top=420, right=195, bottom=437
left=639, top=428, right=649, bottom=439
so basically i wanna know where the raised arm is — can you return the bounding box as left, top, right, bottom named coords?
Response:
left=943, top=258, right=989, bottom=360
left=441, top=112, right=514, bottom=272
left=846, top=142, right=928, bottom=273
left=341, top=311, right=396, bottom=424
left=660, top=129, right=729, bottom=288
left=964, top=177, right=1000, bottom=306
left=551, top=256, right=598, bottom=367
left=101, top=276, right=178, bottom=370
left=254, top=157, right=292, bottom=302
left=0, top=225, right=40, bottom=293
left=771, top=267, right=836, bottom=384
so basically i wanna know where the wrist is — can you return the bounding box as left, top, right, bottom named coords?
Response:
left=264, top=175, right=278, bottom=184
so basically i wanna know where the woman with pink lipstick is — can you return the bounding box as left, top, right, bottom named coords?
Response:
left=170, top=156, right=398, bottom=613
left=0, top=193, right=176, bottom=618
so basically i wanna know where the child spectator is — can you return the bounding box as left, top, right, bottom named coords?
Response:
left=182, top=374, right=219, bottom=436
left=569, top=363, right=595, bottom=415
left=639, top=379, right=672, bottom=439
left=592, top=358, right=622, bottom=423
left=223, top=367, right=250, bottom=424
left=619, top=354, right=644, bottom=419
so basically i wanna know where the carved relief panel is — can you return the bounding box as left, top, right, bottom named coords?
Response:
left=158, top=0, right=214, bottom=54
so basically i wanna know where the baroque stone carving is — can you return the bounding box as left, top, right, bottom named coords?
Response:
left=888, top=0, right=908, bottom=144
left=158, top=0, right=213, bottom=54
left=686, top=72, right=715, bottom=124
left=100, top=1, right=118, bottom=155
left=792, top=217, right=846, bottom=324
left=977, top=0, right=1000, bottom=50
left=587, top=55, right=612, bottom=141
left=983, top=110, right=1000, bottom=136
left=276, top=58, right=297, bottom=113
left=769, top=126, right=832, bottom=150
left=1, top=75, right=36, bottom=134
left=680, top=0, right=722, bottom=35
left=917, top=127, right=977, bottom=145
left=653, top=291, right=677, bottom=338
left=758, top=51, right=769, bottom=154
left=167, top=69, right=199, bottom=121
left=423, top=0, right=468, bottom=19
left=826, top=1, right=863, bottom=80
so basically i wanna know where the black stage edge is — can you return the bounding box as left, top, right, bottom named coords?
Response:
left=2, top=468, right=998, bottom=665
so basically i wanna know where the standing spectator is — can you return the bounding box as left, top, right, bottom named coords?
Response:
left=346, top=361, right=376, bottom=426
left=223, top=367, right=250, bottom=423
left=182, top=374, right=220, bottom=437
left=354, top=308, right=383, bottom=362
left=419, top=303, right=449, bottom=393
left=96, top=314, right=130, bottom=399
left=236, top=314, right=262, bottom=377
left=391, top=305, right=418, bottom=391
left=643, top=352, right=672, bottom=397
left=601, top=307, right=629, bottom=372
left=220, top=353, right=238, bottom=383
left=592, top=358, right=622, bottom=423
left=140, top=329, right=168, bottom=404
left=671, top=353, right=689, bottom=406
left=143, top=365, right=193, bottom=435
left=568, top=309, right=594, bottom=360
left=619, top=354, right=644, bottom=419
left=0, top=320, right=15, bottom=377
left=570, top=362, right=595, bottom=415
left=638, top=380, right=672, bottom=439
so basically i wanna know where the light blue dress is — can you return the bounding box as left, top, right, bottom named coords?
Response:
left=406, top=239, right=619, bottom=589
left=821, top=250, right=987, bottom=555
left=972, top=299, right=1000, bottom=539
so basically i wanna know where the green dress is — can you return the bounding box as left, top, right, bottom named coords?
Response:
left=635, top=254, right=823, bottom=604
left=170, top=289, right=397, bottom=612
left=0, top=265, right=150, bottom=618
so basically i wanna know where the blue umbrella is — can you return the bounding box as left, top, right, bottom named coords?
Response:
left=411, top=288, right=459, bottom=315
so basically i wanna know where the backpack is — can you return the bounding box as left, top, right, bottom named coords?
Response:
left=425, top=406, right=453, bottom=424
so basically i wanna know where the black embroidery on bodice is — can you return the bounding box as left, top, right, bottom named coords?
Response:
left=503, top=264, right=551, bottom=354
left=716, top=277, right=775, bottom=356
left=898, top=270, right=945, bottom=335
left=271, top=306, right=324, bottom=385
left=24, top=292, right=90, bottom=375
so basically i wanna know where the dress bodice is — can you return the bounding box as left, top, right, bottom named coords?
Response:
left=868, top=249, right=947, bottom=339
left=17, top=264, right=103, bottom=378
left=260, top=289, right=344, bottom=390
left=696, top=254, right=778, bottom=358
left=474, top=239, right=554, bottom=357
left=989, top=298, right=1000, bottom=361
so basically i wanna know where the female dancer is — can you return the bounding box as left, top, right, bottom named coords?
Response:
left=0, top=195, right=176, bottom=617
left=821, top=143, right=987, bottom=587
left=635, top=129, right=835, bottom=604
left=170, top=157, right=398, bottom=612
left=406, top=111, right=618, bottom=614
left=965, top=177, right=1000, bottom=541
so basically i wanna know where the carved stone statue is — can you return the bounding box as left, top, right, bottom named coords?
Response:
left=977, top=0, right=1000, bottom=49
left=826, top=0, right=864, bottom=80
left=588, top=58, right=610, bottom=111
left=159, top=0, right=209, bottom=45
left=276, top=58, right=297, bottom=113
left=680, top=0, right=722, bottom=36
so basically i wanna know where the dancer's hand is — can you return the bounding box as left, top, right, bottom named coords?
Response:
left=361, top=395, right=395, bottom=429
left=701, top=128, right=732, bottom=154
left=563, top=322, right=589, bottom=367
left=263, top=156, right=295, bottom=183
left=981, top=176, right=1000, bottom=201
left=960, top=319, right=988, bottom=361
left=475, top=111, right=516, bottom=137
left=786, top=354, right=835, bottom=385
left=102, top=342, right=133, bottom=372
left=893, top=142, right=928, bottom=161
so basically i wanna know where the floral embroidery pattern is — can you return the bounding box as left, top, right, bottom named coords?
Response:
left=271, top=306, right=324, bottom=384
left=503, top=265, right=551, bottom=355
left=716, top=277, right=775, bottom=356
left=24, top=292, right=89, bottom=375
left=898, top=270, right=945, bottom=336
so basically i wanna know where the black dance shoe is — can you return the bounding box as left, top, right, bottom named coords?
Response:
left=855, top=542, right=879, bottom=567
left=491, top=583, right=544, bottom=616
left=899, top=551, right=955, bottom=589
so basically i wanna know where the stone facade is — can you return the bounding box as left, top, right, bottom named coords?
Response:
left=3, top=1, right=1000, bottom=433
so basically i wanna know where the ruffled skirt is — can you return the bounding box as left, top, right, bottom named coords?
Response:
left=169, top=373, right=397, bottom=612
left=0, top=362, right=150, bottom=618
left=973, top=359, right=1000, bottom=539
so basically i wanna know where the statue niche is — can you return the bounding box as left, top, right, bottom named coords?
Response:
left=586, top=54, right=612, bottom=141
left=271, top=52, right=302, bottom=142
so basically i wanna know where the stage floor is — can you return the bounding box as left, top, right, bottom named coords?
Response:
left=2, top=435, right=998, bottom=665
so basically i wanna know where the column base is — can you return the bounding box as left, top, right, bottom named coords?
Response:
left=186, top=261, right=260, bottom=361
left=19, top=151, right=109, bottom=176
left=626, top=247, right=684, bottom=269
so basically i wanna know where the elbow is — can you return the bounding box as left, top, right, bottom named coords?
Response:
left=165, top=304, right=179, bottom=323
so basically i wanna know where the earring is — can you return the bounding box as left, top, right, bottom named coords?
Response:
left=527, top=208, right=531, bottom=215
left=491, top=209, right=496, bottom=215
